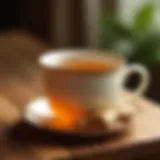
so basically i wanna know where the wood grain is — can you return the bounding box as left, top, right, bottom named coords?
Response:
left=0, top=30, right=160, bottom=160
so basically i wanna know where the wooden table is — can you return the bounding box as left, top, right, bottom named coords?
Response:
left=1, top=30, right=160, bottom=160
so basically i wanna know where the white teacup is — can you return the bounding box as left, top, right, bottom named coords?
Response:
left=39, top=49, right=149, bottom=130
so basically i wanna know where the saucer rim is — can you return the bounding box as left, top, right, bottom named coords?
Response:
left=24, top=97, right=132, bottom=137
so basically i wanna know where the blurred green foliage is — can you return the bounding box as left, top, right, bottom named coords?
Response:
left=103, top=3, right=160, bottom=64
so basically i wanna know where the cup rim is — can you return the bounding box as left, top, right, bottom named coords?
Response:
left=39, top=49, right=125, bottom=75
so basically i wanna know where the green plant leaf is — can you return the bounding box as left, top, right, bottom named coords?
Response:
left=110, top=39, right=135, bottom=56
left=102, top=6, right=160, bottom=64
left=102, top=16, right=134, bottom=50
left=133, top=4, right=154, bottom=33
left=103, top=17, right=133, bottom=38
left=130, top=33, right=160, bottom=64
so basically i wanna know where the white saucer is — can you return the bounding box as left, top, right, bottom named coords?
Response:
left=24, top=98, right=53, bottom=126
left=24, top=97, right=136, bottom=137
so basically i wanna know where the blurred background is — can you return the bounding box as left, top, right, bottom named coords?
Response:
left=1, top=0, right=160, bottom=101
left=0, top=0, right=115, bottom=47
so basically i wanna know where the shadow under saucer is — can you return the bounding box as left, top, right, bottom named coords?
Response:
left=6, top=120, right=126, bottom=147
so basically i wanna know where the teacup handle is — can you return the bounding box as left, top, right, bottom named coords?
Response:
left=96, top=64, right=150, bottom=128
left=120, top=64, right=150, bottom=96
